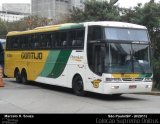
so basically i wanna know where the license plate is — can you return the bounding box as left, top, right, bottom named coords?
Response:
left=129, top=85, right=137, bottom=89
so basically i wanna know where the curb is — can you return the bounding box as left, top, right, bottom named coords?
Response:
left=145, top=91, right=160, bottom=96
left=136, top=91, right=160, bottom=96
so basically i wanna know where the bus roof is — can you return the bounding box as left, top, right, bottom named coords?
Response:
left=83, top=21, right=147, bottom=29
left=7, top=21, right=147, bottom=36
left=7, top=23, right=84, bottom=36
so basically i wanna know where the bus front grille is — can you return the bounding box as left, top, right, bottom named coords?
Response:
left=122, top=78, right=143, bottom=81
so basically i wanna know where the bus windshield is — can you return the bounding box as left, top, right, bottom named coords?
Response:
left=105, top=28, right=149, bottom=42
left=87, top=26, right=152, bottom=75
left=104, top=43, right=152, bottom=73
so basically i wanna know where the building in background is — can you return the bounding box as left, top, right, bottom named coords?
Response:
left=31, top=0, right=84, bottom=23
left=0, top=3, right=31, bottom=22
left=71, top=0, right=84, bottom=9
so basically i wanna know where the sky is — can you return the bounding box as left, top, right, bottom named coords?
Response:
left=0, top=0, right=160, bottom=8
left=0, top=0, right=31, bottom=5
left=116, top=0, right=160, bottom=8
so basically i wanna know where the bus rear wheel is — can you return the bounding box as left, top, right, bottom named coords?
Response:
left=21, top=70, right=28, bottom=85
left=72, top=75, right=85, bottom=96
left=15, top=70, right=21, bottom=83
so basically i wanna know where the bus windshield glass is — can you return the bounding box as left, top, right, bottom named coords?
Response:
left=104, top=43, right=152, bottom=73
left=105, top=28, right=149, bottom=42
left=87, top=26, right=152, bottom=75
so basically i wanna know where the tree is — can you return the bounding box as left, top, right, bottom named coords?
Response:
left=69, top=0, right=120, bottom=22
left=0, top=19, right=7, bottom=39
left=7, top=15, right=54, bottom=32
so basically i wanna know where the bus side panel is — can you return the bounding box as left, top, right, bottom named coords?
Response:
left=66, top=50, right=86, bottom=88
left=4, top=51, right=21, bottom=78
left=35, top=50, right=72, bottom=87
left=4, top=51, right=49, bottom=80
left=66, top=50, right=104, bottom=94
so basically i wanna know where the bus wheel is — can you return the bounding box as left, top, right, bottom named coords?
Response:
left=14, top=69, right=21, bottom=83
left=72, top=75, right=85, bottom=96
left=21, top=70, right=28, bottom=85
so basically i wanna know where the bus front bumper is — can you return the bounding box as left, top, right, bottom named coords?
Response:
left=103, top=82, right=153, bottom=94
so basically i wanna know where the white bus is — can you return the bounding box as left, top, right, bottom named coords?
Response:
left=5, top=21, right=153, bottom=96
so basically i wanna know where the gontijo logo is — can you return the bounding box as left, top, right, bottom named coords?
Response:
left=21, top=52, right=42, bottom=60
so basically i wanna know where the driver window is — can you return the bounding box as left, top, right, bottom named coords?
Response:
left=88, top=26, right=102, bottom=42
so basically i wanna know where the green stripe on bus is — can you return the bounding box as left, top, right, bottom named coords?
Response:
left=39, top=50, right=72, bottom=78
left=139, top=73, right=152, bottom=78
left=40, top=51, right=60, bottom=77
left=48, top=50, right=72, bottom=78
left=59, top=24, right=84, bottom=30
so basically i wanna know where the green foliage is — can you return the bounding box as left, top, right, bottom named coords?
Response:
left=70, top=0, right=120, bottom=22
left=7, top=16, right=53, bottom=32
left=0, top=19, right=7, bottom=38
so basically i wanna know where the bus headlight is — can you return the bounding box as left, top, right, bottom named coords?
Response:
left=111, top=86, right=119, bottom=89
left=145, top=85, right=152, bottom=88
left=106, top=78, right=122, bottom=82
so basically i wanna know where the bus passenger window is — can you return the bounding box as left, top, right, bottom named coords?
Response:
left=46, top=34, right=52, bottom=48
left=60, top=32, right=67, bottom=47
left=28, top=36, right=33, bottom=49
left=68, top=31, right=76, bottom=47
left=33, top=35, right=40, bottom=49
left=6, top=37, right=11, bottom=50
left=13, top=38, right=19, bottom=49
left=55, top=32, right=60, bottom=47
left=63, top=41, right=68, bottom=46
left=75, top=29, right=84, bottom=47
left=51, top=34, right=55, bottom=48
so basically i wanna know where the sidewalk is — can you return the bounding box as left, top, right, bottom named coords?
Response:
left=141, top=88, right=160, bottom=96
left=147, top=91, right=160, bottom=95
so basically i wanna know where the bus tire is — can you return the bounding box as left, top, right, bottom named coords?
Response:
left=21, top=69, right=28, bottom=85
left=14, top=69, right=21, bottom=83
left=72, top=75, right=85, bottom=96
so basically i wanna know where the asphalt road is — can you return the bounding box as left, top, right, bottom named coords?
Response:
left=0, top=78, right=160, bottom=113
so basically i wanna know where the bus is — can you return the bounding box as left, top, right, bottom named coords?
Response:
left=4, top=21, right=153, bottom=96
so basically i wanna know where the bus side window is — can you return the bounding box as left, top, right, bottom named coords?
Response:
left=51, top=33, right=55, bottom=48
left=55, top=32, right=60, bottom=48
left=28, top=35, right=32, bottom=49
left=21, top=36, right=27, bottom=49
left=6, top=37, right=11, bottom=50
left=13, top=37, right=19, bottom=49
left=88, top=26, right=102, bottom=41
left=60, top=32, right=67, bottom=48
left=68, top=31, right=76, bottom=47
left=46, top=34, right=52, bottom=48
left=76, top=29, right=84, bottom=47
left=33, top=35, right=38, bottom=49
left=40, top=34, right=45, bottom=49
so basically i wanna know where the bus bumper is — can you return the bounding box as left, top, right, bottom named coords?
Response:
left=103, top=82, right=153, bottom=94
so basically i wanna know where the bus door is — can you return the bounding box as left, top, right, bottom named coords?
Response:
left=92, top=43, right=105, bottom=75
left=86, top=43, right=106, bottom=90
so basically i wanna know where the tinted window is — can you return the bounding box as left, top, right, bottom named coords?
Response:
left=88, top=26, right=102, bottom=41
left=105, top=28, right=149, bottom=42
left=6, top=28, right=85, bottom=50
